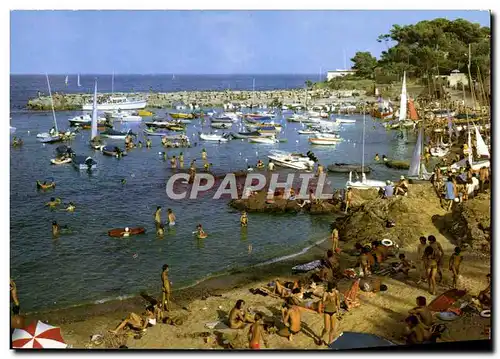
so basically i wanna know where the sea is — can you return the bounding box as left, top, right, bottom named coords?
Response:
left=10, top=74, right=415, bottom=313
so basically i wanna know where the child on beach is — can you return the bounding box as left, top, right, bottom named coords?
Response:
left=248, top=313, right=268, bottom=349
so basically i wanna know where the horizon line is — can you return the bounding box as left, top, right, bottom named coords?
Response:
left=10, top=72, right=327, bottom=76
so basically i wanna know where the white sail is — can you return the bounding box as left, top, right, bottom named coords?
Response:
left=467, top=128, right=473, bottom=164
left=474, top=124, right=490, bottom=158
left=408, top=127, right=422, bottom=177
left=91, top=80, right=98, bottom=140
left=77, top=74, right=81, bottom=87
left=46, top=74, right=59, bottom=133
left=398, top=71, right=407, bottom=122
left=65, top=75, right=69, bottom=86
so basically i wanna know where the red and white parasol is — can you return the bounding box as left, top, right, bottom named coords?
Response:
left=12, top=320, right=67, bottom=349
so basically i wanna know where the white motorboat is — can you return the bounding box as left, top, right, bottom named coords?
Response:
left=68, top=114, right=91, bottom=126
left=298, top=129, right=320, bottom=135
left=287, top=114, right=308, bottom=122
left=346, top=172, right=387, bottom=190
left=268, top=150, right=315, bottom=170
left=335, top=118, right=356, bottom=124
left=430, top=147, right=449, bottom=157
left=50, top=157, right=72, bottom=165
left=248, top=136, right=279, bottom=144
left=106, top=110, right=142, bottom=122
left=308, top=137, right=341, bottom=145
left=211, top=122, right=232, bottom=129
left=221, top=112, right=240, bottom=122
left=82, top=96, right=147, bottom=111
left=199, top=133, right=229, bottom=142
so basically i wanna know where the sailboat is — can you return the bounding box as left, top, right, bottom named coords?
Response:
left=387, top=72, right=416, bottom=129
left=346, top=110, right=387, bottom=189
left=38, top=74, right=63, bottom=144
left=451, top=123, right=490, bottom=171
left=65, top=75, right=69, bottom=86
left=407, top=126, right=432, bottom=183
left=77, top=74, right=81, bottom=87
left=90, top=79, right=105, bottom=150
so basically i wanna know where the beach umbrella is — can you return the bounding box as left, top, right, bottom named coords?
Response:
left=328, top=332, right=395, bottom=350
left=12, top=321, right=67, bottom=349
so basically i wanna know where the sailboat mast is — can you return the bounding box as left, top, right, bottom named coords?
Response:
left=112, top=71, right=114, bottom=95
left=91, top=79, right=98, bottom=140
left=45, top=74, right=58, bottom=133
left=361, top=105, right=365, bottom=173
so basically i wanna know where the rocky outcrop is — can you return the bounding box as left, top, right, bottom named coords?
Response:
left=444, top=192, right=491, bottom=251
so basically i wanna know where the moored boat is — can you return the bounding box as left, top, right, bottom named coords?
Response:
left=169, top=112, right=195, bottom=119
left=327, top=163, right=371, bottom=173
left=248, top=136, right=278, bottom=144
left=50, top=157, right=72, bottom=165
left=72, top=155, right=97, bottom=170
left=101, top=145, right=127, bottom=157
left=82, top=96, right=147, bottom=111
left=108, top=227, right=146, bottom=237
left=199, top=133, right=230, bottom=142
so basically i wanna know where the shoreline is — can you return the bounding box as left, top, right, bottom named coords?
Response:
left=23, top=235, right=332, bottom=325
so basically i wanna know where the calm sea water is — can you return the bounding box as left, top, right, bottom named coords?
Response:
left=10, top=75, right=414, bottom=312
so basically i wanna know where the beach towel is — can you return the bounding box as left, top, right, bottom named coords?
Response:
left=427, top=289, right=467, bottom=312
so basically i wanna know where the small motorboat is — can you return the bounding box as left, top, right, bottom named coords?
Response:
left=143, top=128, right=173, bottom=136
left=267, top=150, right=314, bottom=170
left=36, top=180, right=56, bottom=190
left=102, top=145, right=127, bottom=157
left=286, top=114, right=309, bottom=122
left=335, top=118, right=356, bottom=124
left=345, top=172, right=386, bottom=190
left=68, top=114, right=91, bottom=126
left=39, top=135, right=63, bottom=144
left=72, top=155, right=97, bottom=170
left=199, top=133, right=230, bottom=142
left=430, top=147, right=449, bottom=157
left=231, top=131, right=262, bottom=139
left=137, top=109, right=153, bottom=117
left=50, top=157, right=72, bottom=165
left=248, top=136, right=279, bottom=144
left=298, top=129, right=320, bottom=135
left=169, top=112, right=195, bottom=119
left=211, top=122, right=232, bottom=129
left=144, top=119, right=173, bottom=128
left=211, top=116, right=234, bottom=123
left=327, top=163, right=372, bottom=173
left=384, top=160, right=410, bottom=170
left=308, top=136, right=342, bottom=145
left=108, top=227, right=146, bottom=237
left=100, top=129, right=135, bottom=140
left=105, top=110, right=142, bottom=122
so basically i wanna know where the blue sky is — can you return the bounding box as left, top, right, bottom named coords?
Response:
left=10, top=10, right=490, bottom=74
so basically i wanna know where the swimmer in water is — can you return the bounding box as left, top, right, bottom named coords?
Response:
left=121, top=178, right=127, bottom=185
left=65, top=202, right=76, bottom=212
left=146, top=138, right=152, bottom=148
left=167, top=209, right=176, bottom=226
left=137, top=141, right=143, bottom=148
left=170, top=156, right=177, bottom=169
left=196, top=224, right=207, bottom=238
left=52, top=221, right=59, bottom=237
left=154, top=206, right=162, bottom=227
left=157, top=224, right=165, bottom=237
left=240, top=211, right=248, bottom=227
left=374, top=153, right=380, bottom=161
left=201, top=148, right=207, bottom=161
left=179, top=152, right=184, bottom=165
left=122, top=227, right=131, bottom=237
left=45, top=197, right=61, bottom=209
left=203, top=162, right=212, bottom=172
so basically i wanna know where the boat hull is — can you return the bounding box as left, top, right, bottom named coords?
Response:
left=50, top=158, right=72, bottom=165
left=327, top=164, right=371, bottom=173
left=248, top=138, right=277, bottom=144
left=199, top=134, right=229, bottom=142
left=108, top=227, right=146, bottom=237
left=309, top=138, right=341, bottom=145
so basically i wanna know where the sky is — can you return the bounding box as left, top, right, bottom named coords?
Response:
left=10, top=10, right=490, bottom=74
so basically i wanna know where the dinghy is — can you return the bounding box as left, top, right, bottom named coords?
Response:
left=267, top=150, right=314, bottom=170
left=248, top=136, right=279, bottom=144
left=211, top=122, right=232, bottom=129
left=101, top=129, right=134, bottom=140
left=231, top=131, right=262, bottom=139
left=108, top=227, right=146, bottom=237
left=102, top=145, right=127, bottom=157
left=199, top=133, right=230, bottom=142
left=335, top=118, right=356, bottom=124
left=50, top=157, right=72, bottom=165
left=327, top=163, right=371, bottom=173
left=72, top=155, right=97, bottom=170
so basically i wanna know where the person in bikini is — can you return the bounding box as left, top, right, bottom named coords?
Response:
left=248, top=313, right=268, bottom=350
left=154, top=206, right=162, bottom=228
left=161, top=264, right=172, bottom=311
left=319, top=282, right=341, bottom=345
left=449, top=246, right=463, bottom=289
left=428, top=235, right=444, bottom=283
left=423, top=246, right=438, bottom=295
left=167, top=209, right=176, bottom=226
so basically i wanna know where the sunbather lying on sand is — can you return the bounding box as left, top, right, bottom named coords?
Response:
left=109, top=305, right=160, bottom=334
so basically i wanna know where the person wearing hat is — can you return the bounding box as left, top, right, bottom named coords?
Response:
left=383, top=180, right=394, bottom=198
left=395, top=175, right=409, bottom=196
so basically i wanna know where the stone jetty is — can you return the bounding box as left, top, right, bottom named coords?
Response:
left=26, top=88, right=371, bottom=111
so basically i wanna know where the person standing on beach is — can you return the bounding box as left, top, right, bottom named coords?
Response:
left=428, top=235, right=444, bottom=283
left=319, top=282, right=341, bottom=346
left=417, top=237, right=427, bottom=283
left=161, top=264, right=172, bottom=312
left=154, top=206, right=162, bottom=228
left=449, top=247, right=463, bottom=289
left=331, top=227, right=339, bottom=253
left=444, top=177, right=457, bottom=211
left=423, top=246, right=437, bottom=295
left=344, top=188, right=352, bottom=214
left=248, top=313, right=268, bottom=349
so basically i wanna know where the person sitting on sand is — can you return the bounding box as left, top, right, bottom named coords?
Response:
left=240, top=211, right=248, bottom=227
left=278, top=302, right=302, bottom=341
left=395, top=175, right=409, bottom=196
left=248, top=313, right=268, bottom=349
left=229, top=299, right=254, bottom=329
left=359, top=277, right=386, bottom=293
left=167, top=209, right=176, bottom=226
left=449, top=247, right=463, bottom=289
left=405, top=315, right=430, bottom=344
left=394, top=253, right=413, bottom=277
left=408, top=296, right=434, bottom=328
left=45, top=197, right=61, bottom=208
left=65, top=202, right=76, bottom=212
left=476, top=274, right=491, bottom=308
left=383, top=180, right=394, bottom=198
left=109, top=305, right=160, bottom=334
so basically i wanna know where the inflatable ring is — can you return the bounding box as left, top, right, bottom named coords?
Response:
left=381, top=239, right=393, bottom=247
left=480, top=310, right=491, bottom=318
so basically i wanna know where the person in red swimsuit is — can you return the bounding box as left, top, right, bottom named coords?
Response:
left=248, top=313, right=267, bottom=349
